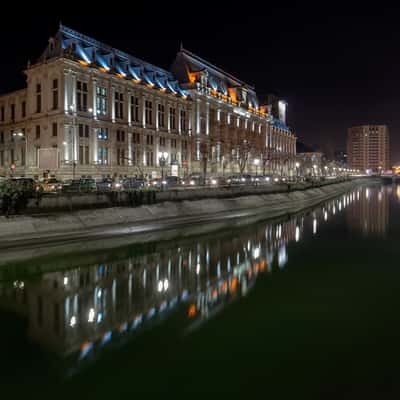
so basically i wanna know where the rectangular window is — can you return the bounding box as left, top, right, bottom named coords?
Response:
left=116, top=130, right=125, bottom=142
left=79, top=145, right=89, bottom=165
left=77, top=81, right=88, bottom=112
left=171, top=138, right=177, bottom=148
left=131, top=95, right=139, bottom=122
left=10, top=149, right=14, bottom=164
left=0, top=132, right=3, bottom=143
left=115, top=92, right=124, bottom=119
left=10, top=104, right=15, bottom=121
left=35, top=146, right=40, bottom=166
left=52, top=79, right=58, bottom=109
left=117, top=148, right=125, bottom=166
left=132, top=132, right=140, bottom=144
left=21, top=147, right=25, bottom=166
left=146, top=151, right=153, bottom=166
left=85, top=146, right=89, bottom=165
left=145, top=100, right=153, bottom=125
left=21, top=101, right=26, bottom=118
left=158, top=104, right=165, bottom=128
left=36, top=83, right=42, bottom=113
left=146, top=135, right=153, bottom=145
left=0, top=150, right=3, bottom=166
left=0, top=106, right=4, bottom=121
left=169, top=107, right=176, bottom=130
left=35, top=125, right=40, bottom=140
left=98, top=147, right=109, bottom=164
left=96, top=86, right=107, bottom=116
left=52, top=122, right=57, bottom=137
left=180, top=110, right=186, bottom=131
left=159, top=136, right=166, bottom=146
left=97, top=127, right=109, bottom=140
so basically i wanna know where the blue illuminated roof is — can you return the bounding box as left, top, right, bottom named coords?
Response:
left=272, top=118, right=291, bottom=132
left=39, top=24, right=188, bottom=97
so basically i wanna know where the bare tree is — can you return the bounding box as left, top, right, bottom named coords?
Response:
left=236, top=138, right=254, bottom=175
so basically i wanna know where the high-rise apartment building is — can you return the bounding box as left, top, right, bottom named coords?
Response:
left=347, top=125, right=389, bottom=172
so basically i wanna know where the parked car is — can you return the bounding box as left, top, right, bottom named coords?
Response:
left=62, top=178, right=96, bottom=192
left=165, top=176, right=181, bottom=187
left=96, top=178, right=113, bottom=192
left=206, top=176, right=227, bottom=186
left=182, top=174, right=202, bottom=186
left=122, top=177, right=145, bottom=190
left=39, top=178, right=63, bottom=193
left=10, top=177, right=38, bottom=192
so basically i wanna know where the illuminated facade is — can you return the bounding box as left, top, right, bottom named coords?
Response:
left=0, top=25, right=295, bottom=180
left=347, top=125, right=390, bottom=173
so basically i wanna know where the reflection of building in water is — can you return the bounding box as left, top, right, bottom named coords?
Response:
left=347, top=186, right=389, bottom=236
left=0, top=215, right=300, bottom=370
left=0, top=193, right=355, bottom=374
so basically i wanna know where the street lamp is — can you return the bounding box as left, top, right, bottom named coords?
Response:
left=253, top=158, right=260, bottom=176
left=158, top=151, right=168, bottom=181
left=295, top=161, right=300, bottom=179
left=12, top=130, right=28, bottom=176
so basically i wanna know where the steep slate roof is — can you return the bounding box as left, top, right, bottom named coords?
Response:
left=170, top=48, right=260, bottom=109
left=272, top=118, right=291, bottom=133
left=37, top=24, right=188, bottom=97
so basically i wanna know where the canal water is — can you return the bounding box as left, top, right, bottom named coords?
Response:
left=1, top=183, right=400, bottom=398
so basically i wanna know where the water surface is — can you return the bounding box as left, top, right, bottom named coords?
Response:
left=1, top=183, right=399, bottom=398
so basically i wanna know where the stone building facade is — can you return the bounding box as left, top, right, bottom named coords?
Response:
left=0, top=25, right=295, bottom=180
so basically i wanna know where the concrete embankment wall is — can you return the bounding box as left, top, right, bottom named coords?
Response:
left=0, top=178, right=378, bottom=262
left=26, top=178, right=346, bottom=213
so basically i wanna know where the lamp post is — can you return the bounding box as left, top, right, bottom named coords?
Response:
left=253, top=158, right=260, bottom=176
left=158, top=151, right=168, bottom=183
left=295, top=161, right=300, bottom=180
left=12, top=130, right=28, bottom=176
left=313, top=164, right=318, bottom=178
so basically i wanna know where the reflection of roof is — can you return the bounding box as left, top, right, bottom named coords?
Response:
left=37, top=24, right=188, bottom=97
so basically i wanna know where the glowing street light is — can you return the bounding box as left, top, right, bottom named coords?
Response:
left=253, top=158, right=260, bottom=176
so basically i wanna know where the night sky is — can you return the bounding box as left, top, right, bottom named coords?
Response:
left=1, top=7, right=399, bottom=162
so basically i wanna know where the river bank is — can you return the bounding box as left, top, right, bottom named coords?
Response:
left=0, top=177, right=379, bottom=265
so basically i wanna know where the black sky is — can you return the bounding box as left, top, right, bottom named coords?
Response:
left=1, top=6, right=399, bottom=161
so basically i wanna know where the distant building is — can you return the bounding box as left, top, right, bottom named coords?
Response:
left=296, top=141, right=324, bottom=177
left=334, top=150, right=347, bottom=167
left=347, top=125, right=390, bottom=173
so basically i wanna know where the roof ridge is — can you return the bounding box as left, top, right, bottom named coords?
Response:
left=59, top=25, right=173, bottom=77
left=180, top=47, right=255, bottom=90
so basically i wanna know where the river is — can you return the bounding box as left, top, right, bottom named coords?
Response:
left=1, top=182, right=399, bottom=398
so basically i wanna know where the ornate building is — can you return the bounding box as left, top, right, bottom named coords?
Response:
left=0, top=25, right=295, bottom=180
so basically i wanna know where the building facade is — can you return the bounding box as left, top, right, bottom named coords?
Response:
left=0, top=25, right=295, bottom=180
left=347, top=125, right=390, bottom=173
